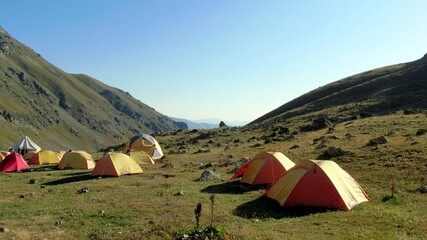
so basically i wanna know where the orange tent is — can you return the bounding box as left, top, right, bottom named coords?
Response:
left=265, top=160, right=369, bottom=210
left=230, top=152, right=295, bottom=185
left=92, top=153, right=143, bottom=177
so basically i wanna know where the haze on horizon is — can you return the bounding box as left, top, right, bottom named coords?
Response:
left=1, top=1, right=426, bottom=122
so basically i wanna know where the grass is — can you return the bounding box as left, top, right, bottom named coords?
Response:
left=0, top=112, right=426, bottom=239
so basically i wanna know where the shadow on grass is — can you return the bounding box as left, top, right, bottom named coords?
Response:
left=62, top=171, right=92, bottom=176
left=31, top=165, right=58, bottom=172
left=43, top=173, right=93, bottom=186
left=233, top=196, right=334, bottom=219
left=200, top=181, right=269, bottom=194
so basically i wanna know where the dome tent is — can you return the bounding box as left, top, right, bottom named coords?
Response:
left=28, top=150, right=62, bottom=165
left=231, top=152, right=295, bottom=185
left=57, top=151, right=95, bottom=170
left=0, top=152, right=30, bottom=172
left=265, top=160, right=369, bottom=210
left=123, top=134, right=163, bottom=160
left=126, top=149, right=154, bottom=165
left=91, top=153, right=143, bottom=177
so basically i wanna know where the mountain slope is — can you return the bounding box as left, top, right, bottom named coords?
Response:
left=171, top=117, right=217, bottom=129
left=250, top=54, right=427, bottom=126
left=0, top=26, right=180, bottom=151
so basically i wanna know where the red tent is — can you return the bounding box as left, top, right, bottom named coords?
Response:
left=0, top=152, right=30, bottom=172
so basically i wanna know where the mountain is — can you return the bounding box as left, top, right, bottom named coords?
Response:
left=250, top=53, right=427, bottom=126
left=0, top=26, right=181, bottom=151
left=171, top=117, right=217, bottom=129
left=171, top=117, right=250, bottom=129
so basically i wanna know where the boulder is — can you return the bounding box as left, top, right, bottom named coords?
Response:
left=416, top=129, right=427, bottom=136
left=368, top=136, right=389, bottom=146
left=197, top=170, right=221, bottom=181
left=325, top=146, right=345, bottom=157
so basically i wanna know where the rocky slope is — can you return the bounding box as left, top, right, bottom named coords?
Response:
left=0, top=26, right=181, bottom=151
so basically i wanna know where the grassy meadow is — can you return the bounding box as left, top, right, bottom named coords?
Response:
left=0, top=112, right=426, bottom=239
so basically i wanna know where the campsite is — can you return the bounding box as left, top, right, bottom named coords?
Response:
left=1, top=2, right=427, bottom=239
left=0, top=112, right=426, bottom=239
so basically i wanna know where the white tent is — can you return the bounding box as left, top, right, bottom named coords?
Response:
left=12, top=136, right=41, bottom=152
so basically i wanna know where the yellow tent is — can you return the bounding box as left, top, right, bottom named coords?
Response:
left=231, top=152, right=295, bottom=185
left=91, top=153, right=143, bottom=177
left=28, top=150, right=62, bottom=165
left=127, top=150, right=154, bottom=165
left=0, top=151, right=10, bottom=161
left=122, top=134, right=164, bottom=160
left=265, top=160, right=369, bottom=210
left=57, top=151, right=95, bottom=170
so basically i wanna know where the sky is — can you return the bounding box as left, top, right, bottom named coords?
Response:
left=1, top=1, right=426, bottom=123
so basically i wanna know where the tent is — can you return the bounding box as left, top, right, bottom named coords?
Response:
left=28, top=150, right=62, bottom=165
left=91, top=153, right=143, bottom=177
left=57, top=151, right=95, bottom=170
left=126, top=149, right=155, bottom=165
left=0, top=152, right=30, bottom=172
left=265, top=160, right=369, bottom=210
left=230, top=152, right=295, bottom=185
left=23, top=151, right=37, bottom=161
left=0, top=151, right=10, bottom=161
left=122, top=134, right=164, bottom=160
left=12, top=136, right=41, bottom=153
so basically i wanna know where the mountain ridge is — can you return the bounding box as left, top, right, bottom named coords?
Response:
left=250, top=54, right=427, bottom=126
left=0, top=26, right=180, bottom=151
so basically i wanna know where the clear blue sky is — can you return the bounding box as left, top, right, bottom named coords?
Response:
left=1, top=1, right=426, bottom=122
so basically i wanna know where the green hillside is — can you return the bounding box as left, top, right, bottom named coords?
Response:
left=250, top=54, right=427, bottom=127
left=0, top=26, right=181, bottom=151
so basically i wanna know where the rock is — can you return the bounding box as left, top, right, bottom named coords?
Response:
left=416, top=129, right=427, bottom=136
left=300, top=115, right=333, bottom=132
left=29, top=179, right=37, bottom=184
left=174, top=190, right=185, bottom=196
left=325, top=146, right=345, bottom=157
left=273, top=126, right=290, bottom=135
left=416, top=185, right=427, bottom=194
left=78, top=187, right=89, bottom=194
left=318, top=146, right=346, bottom=159
left=0, top=227, right=10, bottom=233
left=197, top=170, right=221, bottom=181
left=290, top=144, right=300, bottom=149
left=368, top=136, right=389, bottom=146
left=219, top=121, right=227, bottom=128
